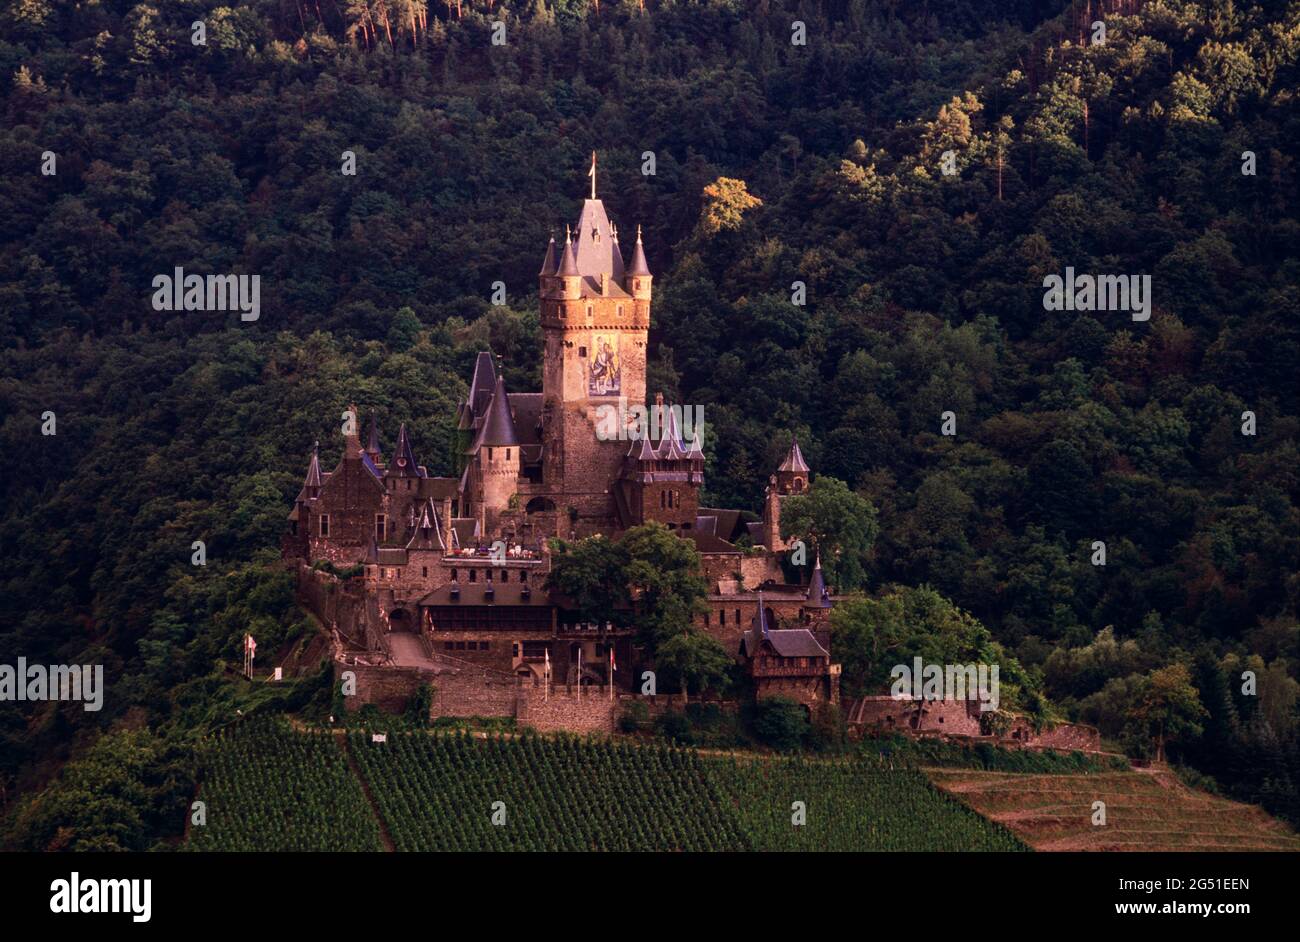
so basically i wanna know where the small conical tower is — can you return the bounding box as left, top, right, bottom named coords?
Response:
left=775, top=437, right=810, bottom=494
left=538, top=232, right=558, bottom=296
left=556, top=225, right=580, bottom=299
left=475, top=371, right=520, bottom=530
left=628, top=224, right=651, bottom=300
left=804, top=553, right=831, bottom=610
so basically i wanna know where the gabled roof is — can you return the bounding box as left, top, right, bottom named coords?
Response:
left=450, top=518, right=479, bottom=547
left=475, top=375, right=520, bottom=448
left=406, top=499, right=446, bottom=551
left=779, top=438, right=810, bottom=473
left=763, top=630, right=829, bottom=658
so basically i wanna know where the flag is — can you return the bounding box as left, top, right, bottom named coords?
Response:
left=245, top=634, right=256, bottom=657
left=609, top=647, right=616, bottom=672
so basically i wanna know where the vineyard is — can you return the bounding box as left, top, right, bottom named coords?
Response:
left=709, top=756, right=1026, bottom=851
left=187, top=718, right=383, bottom=852
left=348, top=730, right=750, bottom=851
left=186, top=721, right=1031, bottom=851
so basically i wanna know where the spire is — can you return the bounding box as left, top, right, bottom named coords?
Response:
left=610, top=223, right=626, bottom=281
left=657, top=402, right=686, bottom=460
left=628, top=224, right=651, bottom=276
left=805, top=553, right=831, bottom=609
left=365, top=413, right=381, bottom=462
left=557, top=226, right=579, bottom=276
left=778, top=437, right=810, bottom=473
left=303, top=442, right=322, bottom=492
left=388, top=423, right=420, bottom=476
left=476, top=374, right=520, bottom=447
left=539, top=233, right=557, bottom=276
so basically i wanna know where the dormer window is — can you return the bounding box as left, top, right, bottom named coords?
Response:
left=319, top=515, right=330, bottom=537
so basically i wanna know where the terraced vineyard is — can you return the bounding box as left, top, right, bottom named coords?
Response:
left=708, top=756, right=1025, bottom=851
left=928, top=768, right=1300, bottom=852
left=188, top=718, right=384, bottom=852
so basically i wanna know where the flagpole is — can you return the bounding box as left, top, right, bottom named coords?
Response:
left=609, top=647, right=613, bottom=701
left=577, top=647, right=582, bottom=701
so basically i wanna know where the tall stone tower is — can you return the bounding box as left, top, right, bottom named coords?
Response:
left=537, top=154, right=651, bottom=528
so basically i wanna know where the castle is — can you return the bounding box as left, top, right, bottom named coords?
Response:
left=282, top=164, right=839, bottom=726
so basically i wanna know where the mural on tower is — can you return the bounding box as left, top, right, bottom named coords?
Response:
left=588, top=334, right=620, bottom=396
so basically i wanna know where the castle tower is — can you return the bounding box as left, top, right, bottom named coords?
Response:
left=762, top=437, right=811, bottom=551
left=474, top=373, right=521, bottom=532
left=538, top=153, right=650, bottom=526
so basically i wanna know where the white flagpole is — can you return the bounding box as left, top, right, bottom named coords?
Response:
left=544, top=649, right=550, bottom=702
left=609, top=648, right=614, bottom=700
left=577, top=647, right=582, bottom=701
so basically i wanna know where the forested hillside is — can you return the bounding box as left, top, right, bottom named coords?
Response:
left=2, top=0, right=1298, bottom=847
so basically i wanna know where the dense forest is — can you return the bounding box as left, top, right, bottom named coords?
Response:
left=1, top=0, right=1298, bottom=848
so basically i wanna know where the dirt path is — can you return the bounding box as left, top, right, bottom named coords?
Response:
left=339, top=733, right=396, bottom=852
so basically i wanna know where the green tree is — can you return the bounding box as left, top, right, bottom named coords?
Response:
left=780, top=476, right=878, bottom=591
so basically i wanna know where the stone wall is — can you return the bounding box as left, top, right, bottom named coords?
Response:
left=516, top=689, right=618, bottom=733
left=336, top=661, right=438, bottom=713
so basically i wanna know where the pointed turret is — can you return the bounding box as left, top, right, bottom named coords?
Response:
left=628, top=224, right=651, bottom=277
left=539, top=233, right=558, bottom=276
left=476, top=375, right=520, bottom=448
left=686, top=428, right=704, bottom=464
left=805, top=554, right=831, bottom=609
left=610, top=223, right=626, bottom=282
left=656, top=400, right=686, bottom=460
left=557, top=226, right=579, bottom=276
left=387, top=423, right=421, bottom=477
left=779, top=438, right=810, bottom=474
left=303, top=442, right=322, bottom=495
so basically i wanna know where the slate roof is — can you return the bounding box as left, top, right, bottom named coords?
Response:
left=475, top=375, right=520, bottom=448
left=779, top=439, right=810, bottom=473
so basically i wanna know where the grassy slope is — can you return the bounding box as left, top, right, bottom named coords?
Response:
left=928, top=768, right=1300, bottom=852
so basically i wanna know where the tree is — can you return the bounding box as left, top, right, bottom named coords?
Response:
left=780, top=476, right=878, bottom=591
left=654, top=631, right=732, bottom=702
left=1125, top=664, right=1208, bottom=763
left=752, top=697, right=809, bottom=752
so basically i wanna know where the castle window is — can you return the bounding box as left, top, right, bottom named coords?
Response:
left=660, top=491, right=666, bottom=509
left=319, top=515, right=330, bottom=537
left=422, top=567, right=428, bottom=578
left=488, top=447, right=493, bottom=460
left=720, top=610, right=726, bottom=626
left=406, top=479, right=412, bottom=490
left=506, top=449, right=511, bottom=461
left=455, top=642, right=466, bottom=650
left=520, top=570, right=527, bottom=584
left=735, top=609, right=741, bottom=624
left=704, top=613, right=710, bottom=627
left=444, top=642, right=455, bottom=651
left=512, top=644, right=520, bottom=657
left=469, top=570, right=477, bottom=583
left=617, top=305, right=624, bottom=317
left=450, top=568, right=457, bottom=582
left=375, top=514, right=386, bottom=541
left=579, top=346, right=587, bottom=358
left=586, top=305, right=593, bottom=318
